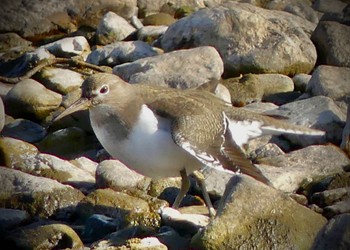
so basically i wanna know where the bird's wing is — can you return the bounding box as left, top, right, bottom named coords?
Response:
left=142, top=88, right=270, bottom=184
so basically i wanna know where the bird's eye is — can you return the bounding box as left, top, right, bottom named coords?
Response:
left=99, top=85, right=109, bottom=94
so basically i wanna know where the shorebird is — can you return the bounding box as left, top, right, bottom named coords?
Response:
left=53, top=73, right=324, bottom=217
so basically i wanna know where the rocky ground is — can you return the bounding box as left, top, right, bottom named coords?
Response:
left=0, top=0, right=350, bottom=249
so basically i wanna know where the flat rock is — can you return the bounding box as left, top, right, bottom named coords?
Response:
left=307, top=65, right=350, bottom=114
left=1, top=118, right=46, bottom=143
left=191, top=175, right=327, bottom=249
left=5, top=78, right=62, bottom=121
left=86, top=41, right=161, bottom=67
left=113, top=46, right=223, bottom=88
left=41, top=36, right=90, bottom=59
left=257, top=145, right=350, bottom=192
left=0, top=167, right=84, bottom=218
left=161, top=2, right=317, bottom=76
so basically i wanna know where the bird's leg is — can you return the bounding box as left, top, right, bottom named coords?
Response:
left=192, top=170, right=216, bottom=218
left=172, top=168, right=190, bottom=208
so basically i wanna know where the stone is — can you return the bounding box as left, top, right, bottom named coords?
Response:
left=312, top=21, right=350, bottom=68
left=70, top=156, right=98, bottom=176
left=156, top=226, right=190, bottom=250
left=191, top=175, right=327, bottom=249
left=293, top=73, right=311, bottom=92
left=4, top=221, right=84, bottom=250
left=41, top=36, right=91, bottom=59
left=1, top=118, right=46, bottom=143
left=34, top=67, right=84, bottom=94
left=5, top=78, right=62, bottom=121
left=0, top=167, right=84, bottom=218
left=86, top=41, right=161, bottom=67
left=0, top=97, right=5, bottom=133
left=113, top=46, right=223, bottom=88
left=307, top=65, right=350, bottom=113
left=257, top=145, right=350, bottom=192
left=137, top=25, right=168, bottom=43
left=161, top=2, right=317, bottom=77
left=312, top=214, right=350, bottom=249
left=83, top=214, right=117, bottom=242
left=0, top=0, right=137, bottom=38
left=143, top=13, right=176, bottom=26
left=96, top=159, right=149, bottom=191
left=0, top=136, right=38, bottom=168
left=323, top=199, right=350, bottom=218
left=95, top=12, right=136, bottom=45
left=341, top=104, right=350, bottom=156
left=312, top=0, right=348, bottom=14
left=267, top=96, right=346, bottom=146
left=0, top=208, right=30, bottom=231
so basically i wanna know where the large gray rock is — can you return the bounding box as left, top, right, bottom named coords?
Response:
left=307, top=65, right=350, bottom=113
left=161, top=2, right=317, bottom=76
left=0, top=167, right=84, bottom=218
left=191, top=175, right=327, bottom=249
left=311, top=21, right=350, bottom=68
left=113, top=46, right=223, bottom=88
left=257, top=145, right=350, bottom=193
left=0, top=0, right=137, bottom=38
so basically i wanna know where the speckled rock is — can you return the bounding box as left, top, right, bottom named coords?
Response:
left=41, top=36, right=91, bottom=59
left=191, top=175, right=327, bottom=249
left=34, top=67, right=84, bottom=95
left=257, top=145, right=350, bottom=193
left=95, top=12, right=136, bottom=45
left=0, top=167, right=84, bottom=218
left=4, top=221, right=84, bottom=250
left=161, top=2, right=317, bottom=77
left=5, top=78, right=62, bottom=121
left=113, top=46, right=223, bottom=88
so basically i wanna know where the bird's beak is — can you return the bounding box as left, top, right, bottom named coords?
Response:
left=53, top=97, right=91, bottom=122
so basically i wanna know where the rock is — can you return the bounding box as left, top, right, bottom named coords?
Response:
left=20, top=153, right=95, bottom=191
left=161, top=2, right=317, bottom=77
left=4, top=221, right=84, bottom=250
left=156, top=226, right=190, bottom=250
left=95, top=12, right=136, bottom=45
left=148, top=177, right=182, bottom=205
left=293, top=73, right=311, bottom=92
left=34, top=67, right=84, bottom=94
left=312, top=213, right=350, bottom=249
left=257, top=145, right=350, bottom=193
left=0, top=136, right=38, bottom=168
left=137, top=25, right=168, bottom=43
left=0, top=208, right=30, bottom=231
left=96, top=159, right=149, bottom=191
left=143, top=13, right=176, bottom=26
left=0, top=167, right=84, bottom=218
left=323, top=199, right=350, bottom=218
left=0, top=33, right=33, bottom=63
left=267, top=96, right=346, bottom=146
left=36, top=127, right=93, bottom=159
left=3, top=47, right=53, bottom=77
left=221, top=73, right=294, bottom=106
left=0, top=0, right=137, bottom=38
left=70, top=156, right=98, bottom=176
left=307, top=65, right=350, bottom=113
left=341, top=104, right=350, bottom=156
left=0, top=97, right=5, bottom=133
left=113, top=46, right=223, bottom=88
left=41, top=36, right=91, bottom=59
left=1, top=118, right=46, bottom=143
left=5, top=78, right=62, bottom=121
left=311, top=187, right=350, bottom=207
left=312, top=0, right=348, bottom=14
left=83, top=214, right=117, bottom=242
left=191, top=175, right=327, bottom=249
left=125, top=237, right=167, bottom=250
left=266, top=0, right=320, bottom=23
left=161, top=207, right=209, bottom=235
left=312, top=21, right=350, bottom=68
left=86, top=41, right=161, bottom=67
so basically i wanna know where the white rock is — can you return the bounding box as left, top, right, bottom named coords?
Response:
left=41, top=36, right=90, bottom=59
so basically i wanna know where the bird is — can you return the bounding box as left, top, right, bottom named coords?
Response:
left=53, top=73, right=325, bottom=217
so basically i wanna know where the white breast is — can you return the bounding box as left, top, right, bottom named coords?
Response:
left=91, top=105, right=200, bottom=179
